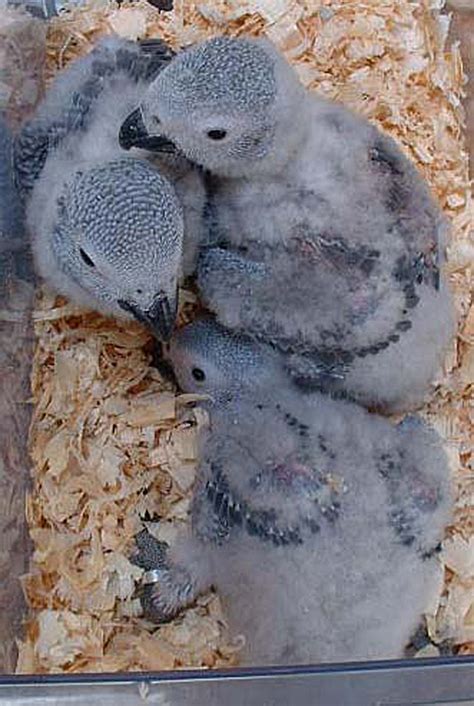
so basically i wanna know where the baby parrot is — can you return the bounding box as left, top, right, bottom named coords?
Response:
left=121, top=36, right=455, bottom=410
left=16, top=36, right=205, bottom=338
left=133, top=319, right=451, bottom=666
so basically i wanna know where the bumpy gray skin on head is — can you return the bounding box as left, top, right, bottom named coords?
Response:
left=167, top=317, right=282, bottom=403
left=138, top=36, right=304, bottom=180
left=135, top=319, right=451, bottom=666
left=127, top=35, right=455, bottom=412
left=18, top=36, right=205, bottom=333
left=30, top=157, right=184, bottom=332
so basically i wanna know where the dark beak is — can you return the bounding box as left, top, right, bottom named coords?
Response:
left=119, top=107, right=177, bottom=153
left=118, top=291, right=178, bottom=341
left=147, top=291, right=178, bottom=340
left=148, top=341, right=178, bottom=384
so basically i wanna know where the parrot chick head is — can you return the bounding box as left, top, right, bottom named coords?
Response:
left=43, top=158, right=183, bottom=339
left=120, top=36, right=305, bottom=178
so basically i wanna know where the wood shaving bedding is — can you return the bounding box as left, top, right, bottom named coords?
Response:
left=8, top=0, right=473, bottom=673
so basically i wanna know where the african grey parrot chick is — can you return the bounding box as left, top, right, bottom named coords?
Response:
left=134, top=319, right=451, bottom=666
left=16, top=36, right=206, bottom=337
left=121, top=36, right=455, bottom=412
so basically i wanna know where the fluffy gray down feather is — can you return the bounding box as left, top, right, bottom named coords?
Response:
left=133, top=319, right=451, bottom=667
left=131, top=36, right=455, bottom=412
left=16, top=36, right=205, bottom=336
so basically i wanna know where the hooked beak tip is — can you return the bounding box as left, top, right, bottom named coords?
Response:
left=117, top=293, right=178, bottom=341
left=149, top=292, right=178, bottom=342
left=119, top=107, right=177, bottom=154
left=119, top=107, right=144, bottom=151
left=152, top=317, right=175, bottom=342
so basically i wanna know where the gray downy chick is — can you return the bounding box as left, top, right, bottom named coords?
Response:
left=133, top=319, right=451, bottom=666
left=121, top=36, right=455, bottom=410
left=16, top=36, right=206, bottom=338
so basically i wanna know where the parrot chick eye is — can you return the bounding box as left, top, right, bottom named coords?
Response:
left=207, top=129, right=227, bottom=141
left=192, top=367, right=206, bottom=382
left=79, top=248, right=95, bottom=268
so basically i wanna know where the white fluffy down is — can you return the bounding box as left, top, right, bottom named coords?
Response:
left=22, top=37, right=204, bottom=319
left=140, top=36, right=456, bottom=413
left=160, top=321, right=452, bottom=666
